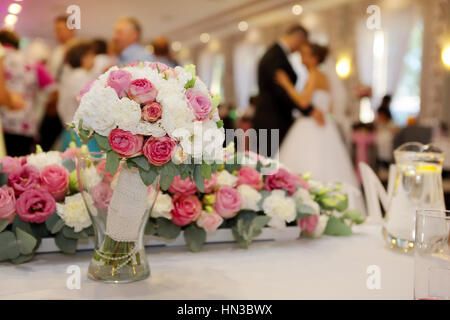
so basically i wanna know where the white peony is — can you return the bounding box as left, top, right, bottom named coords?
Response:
left=56, top=193, right=92, bottom=232
left=216, top=170, right=238, bottom=187
left=74, top=85, right=118, bottom=136
left=112, top=97, right=141, bottom=130
left=294, top=188, right=320, bottom=215
left=150, top=193, right=174, bottom=220
left=237, top=185, right=262, bottom=211
left=262, top=190, right=297, bottom=229
left=27, top=151, right=62, bottom=171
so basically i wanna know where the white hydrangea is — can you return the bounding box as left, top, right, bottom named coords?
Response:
left=150, top=193, right=174, bottom=220
left=27, top=151, right=62, bottom=171
left=56, top=193, right=92, bottom=232
left=237, top=185, right=262, bottom=211
left=262, top=190, right=297, bottom=229
left=216, top=170, right=238, bottom=187
left=113, top=97, right=141, bottom=130
left=294, top=188, right=320, bottom=215
left=121, top=120, right=166, bottom=137
left=74, top=86, right=118, bottom=136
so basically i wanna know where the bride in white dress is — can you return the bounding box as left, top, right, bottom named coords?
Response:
left=275, top=43, right=359, bottom=188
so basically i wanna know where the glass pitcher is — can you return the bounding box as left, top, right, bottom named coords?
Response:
left=382, top=142, right=445, bottom=252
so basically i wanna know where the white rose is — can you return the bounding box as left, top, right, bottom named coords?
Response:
left=216, top=170, right=238, bottom=187
left=150, top=193, right=174, bottom=220
left=26, top=151, right=62, bottom=171
left=237, top=185, right=262, bottom=211
left=56, top=193, right=92, bottom=232
left=262, top=190, right=297, bottom=229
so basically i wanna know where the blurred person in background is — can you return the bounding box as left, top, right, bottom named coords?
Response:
left=375, top=95, right=398, bottom=168
left=113, top=17, right=154, bottom=67
left=57, top=40, right=99, bottom=152
left=151, top=37, right=178, bottom=67
left=0, top=29, right=56, bottom=156
left=40, top=15, right=76, bottom=151
left=393, top=117, right=433, bottom=150
left=91, top=38, right=116, bottom=74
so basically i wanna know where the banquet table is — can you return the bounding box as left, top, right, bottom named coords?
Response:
left=0, top=224, right=414, bottom=300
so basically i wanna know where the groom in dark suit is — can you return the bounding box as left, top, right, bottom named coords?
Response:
left=253, top=24, right=324, bottom=157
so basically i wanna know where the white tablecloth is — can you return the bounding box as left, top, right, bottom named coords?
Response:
left=0, top=224, right=414, bottom=300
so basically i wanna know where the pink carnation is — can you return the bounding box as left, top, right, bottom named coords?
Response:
left=214, top=186, right=242, bottom=219
left=8, top=165, right=40, bottom=196
left=264, top=168, right=297, bottom=195
left=168, top=176, right=197, bottom=196
left=186, top=89, right=212, bottom=121
left=196, top=211, right=223, bottom=233
left=237, top=167, right=263, bottom=190
left=171, top=194, right=202, bottom=227
left=40, top=164, right=69, bottom=201
left=107, top=69, right=132, bottom=98
left=108, top=129, right=144, bottom=158
left=128, top=78, right=157, bottom=104
left=16, top=189, right=56, bottom=224
left=143, top=136, right=177, bottom=166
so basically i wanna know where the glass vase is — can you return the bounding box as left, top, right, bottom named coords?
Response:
left=76, top=152, right=159, bottom=283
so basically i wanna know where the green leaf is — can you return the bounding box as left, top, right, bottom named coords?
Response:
left=0, top=172, right=8, bottom=187
left=193, top=164, right=204, bottom=192
left=144, top=219, right=158, bottom=236
left=297, top=202, right=317, bottom=216
left=183, top=224, right=206, bottom=252
left=11, top=216, right=32, bottom=235
left=320, top=198, right=338, bottom=210
left=139, top=167, right=159, bottom=186
left=335, top=195, right=349, bottom=212
left=324, top=216, right=352, bottom=236
left=0, top=231, right=20, bottom=261
left=160, top=162, right=176, bottom=191
left=105, top=150, right=120, bottom=175
left=62, top=226, right=88, bottom=239
left=11, top=253, right=34, bottom=264
left=15, top=227, right=37, bottom=255
left=251, top=215, right=271, bottom=230
left=184, top=77, right=196, bottom=89
left=216, top=120, right=224, bottom=128
left=55, top=232, right=78, bottom=254
left=0, top=218, right=9, bottom=232
left=62, top=158, right=76, bottom=172
left=201, top=163, right=212, bottom=179
left=45, top=213, right=65, bottom=234
left=130, top=155, right=150, bottom=171
left=343, top=210, right=365, bottom=224
left=157, top=218, right=181, bottom=239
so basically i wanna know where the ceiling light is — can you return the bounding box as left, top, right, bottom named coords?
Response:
left=4, top=14, right=18, bottom=26
left=200, top=33, right=210, bottom=44
left=238, top=21, right=248, bottom=32
left=171, top=41, right=182, bottom=52
left=8, top=3, right=22, bottom=15
left=292, top=4, right=303, bottom=15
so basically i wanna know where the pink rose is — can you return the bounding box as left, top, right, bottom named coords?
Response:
left=171, top=194, right=202, bottom=227
left=264, top=168, right=297, bottom=195
left=237, top=167, right=263, bottom=190
left=214, top=186, right=242, bottom=219
left=143, top=136, right=177, bottom=166
left=0, top=156, right=22, bottom=174
left=107, top=69, right=132, bottom=98
left=196, top=211, right=223, bottom=233
left=294, top=174, right=311, bottom=191
left=128, top=78, right=157, bottom=104
left=186, top=89, right=212, bottom=121
left=16, top=189, right=56, bottom=224
left=91, top=181, right=113, bottom=211
left=108, top=129, right=144, bottom=158
left=142, top=102, right=162, bottom=122
left=41, top=164, right=69, bottom=201
left=77, top=79, right=95, bottom=102
left=299, top=215, right=319, bottom=234
left=8, top=165, right=40, bottom=196
left=0, top=186, right=16, bottom=223
left=203, top=174, right=217, bottom=193
left=148, top=62, right=170, bottom=72
left=168, top=175, right=197, bottom=196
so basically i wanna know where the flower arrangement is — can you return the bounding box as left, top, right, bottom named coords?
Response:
left=0, top=147, right=364, bottom=264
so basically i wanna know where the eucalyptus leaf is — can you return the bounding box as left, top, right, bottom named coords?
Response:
left=11, top=253, right=34, bottom=264
left=144, top=219, right=158, bottom=236
left=201, top=163, right=212, bottom=179
left=62, top=226, right=88, bottom=239
left=157, top=218, right=181, bottom=239
left=94, top=133, right=112, bottom=151
left=15, top=227, right=37, bottom=255
left=0, top=231, right=20, bottom=261
left=55, top=232, right=78, bottom=254
left=11, top=216, right=32, bottom=235
left=193, top=164, right=204, bottom=192
left=62, top=158, right=76, bottom=172
left=160, top=162, right=176, bottom=191
left=130, top=155, right=150, bottom=171
left=324, top=216, right=352, bottom=236
left=0, top=218, right=9, bottom=232
left=45, top=213, right=65, bottom=234
left=139, top=167, right=159, bottom=186
left=0, top=172, right=8, bottom=187
left=105, top=151, right=120, bottom=175
left=183, top=224, right=206, bottom=252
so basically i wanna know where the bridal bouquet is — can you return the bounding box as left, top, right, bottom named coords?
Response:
left=0, top=146, right=94, bottom=264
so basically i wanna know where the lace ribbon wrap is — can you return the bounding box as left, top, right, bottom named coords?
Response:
left=105, top=165, right=149, bottom=242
